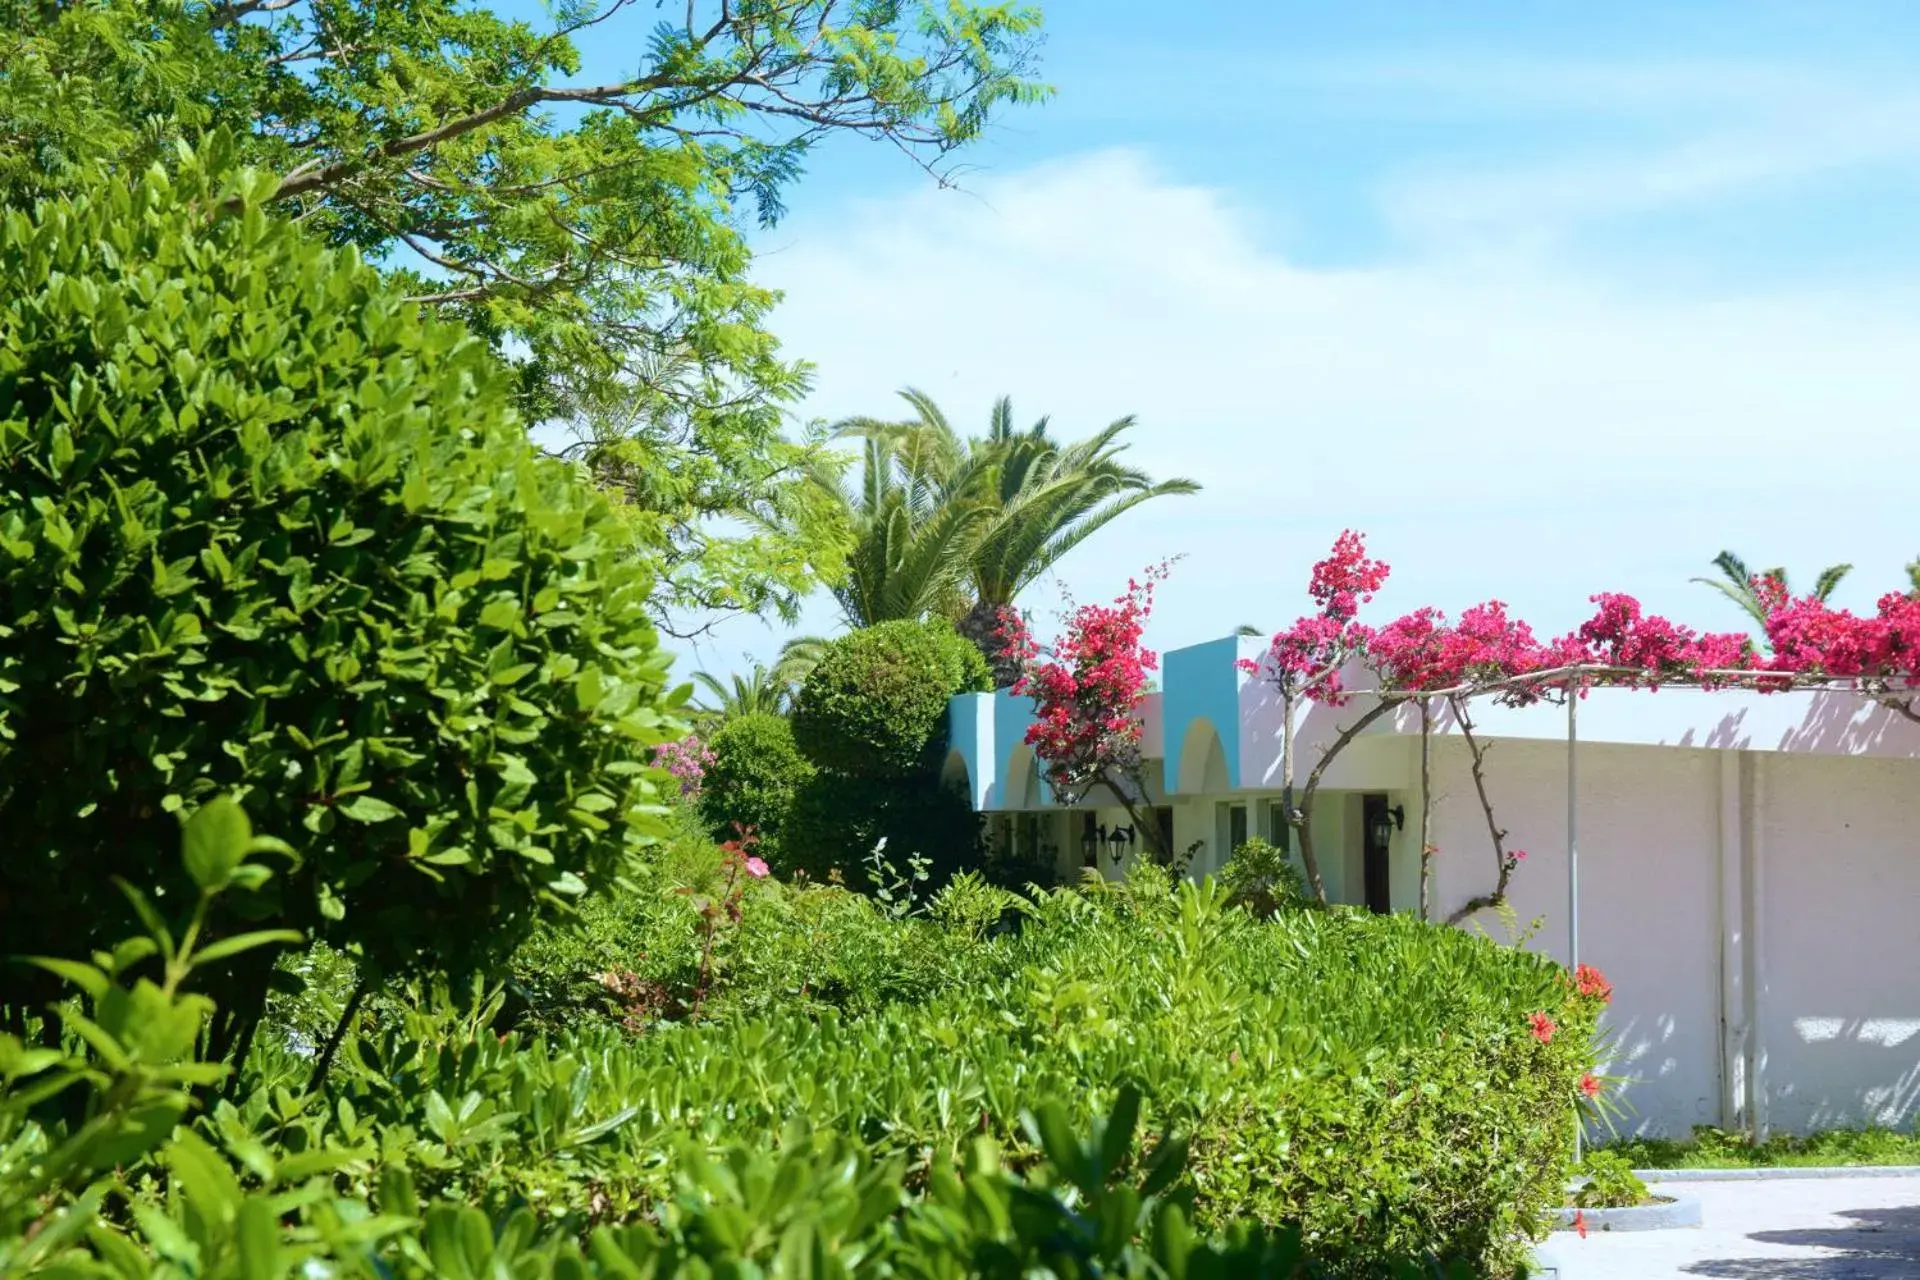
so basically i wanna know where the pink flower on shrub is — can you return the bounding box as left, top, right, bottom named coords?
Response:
left=1529, top=1011, right=1557, bottom=1044
left=1579, top=1073, right=1602, bottom=1099
left=652, top=734, right=716, bottom=798
left=743, top=855, right=770, bottom=879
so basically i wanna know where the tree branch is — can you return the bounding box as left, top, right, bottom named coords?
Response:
left=205, top=0, right=299, bottom=32
left=1291, top=695, right=1403, bottom=904
left=1445, top=695, right=1517, bottom=926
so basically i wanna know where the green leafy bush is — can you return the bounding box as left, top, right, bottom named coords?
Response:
left=697, top=711, right=812, bottom=858
left=791, top=618, right=990, bottom=779
left=782, top=770, right=983, bottom=884
left=1221, top=837, right=1308, bottom=918
left=6, top=804, right=1580, bottom=1277
left=2, top=811, right=1484, bottom=1278
left=0, top=148, right=681, bottom=1030
left=277, top=872, right=1596, bottom=1275
left=1570, top=1150, right=1650, bottom=1209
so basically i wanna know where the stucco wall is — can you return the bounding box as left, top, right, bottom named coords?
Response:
left=1425, top=738, right=1725, bottom=1137
left=1757, top=752, right=1920, bottom=1133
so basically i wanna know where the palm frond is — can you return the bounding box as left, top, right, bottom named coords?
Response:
left=1812, top=563, right=1853, bottom=602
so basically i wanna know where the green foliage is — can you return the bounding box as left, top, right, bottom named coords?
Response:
left=1570, top=1151, right=1650, bottom=1209
left=1606, top=1123, right=1920, bottom=1170
left=792, top=619, right=990, bottom=779
left=5, top=805, right=1573, bottom=1277
left=827, top=390, right=1200, bottom=652
left=698, top=713, right=813, bottom=859
left=0, top=0, right=1049, bottom=630
left=0, top=799, right=307, bottom=1274
left=0, top=150, right=681, bottom=1024
left=783, top=772, right=984, bottom=885
left=1220, top=838, right=1309, bottom=919
left=318, top=876, right=1592, bottom=1275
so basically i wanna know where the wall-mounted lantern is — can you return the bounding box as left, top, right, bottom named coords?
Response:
left=1368, top=803, right=1405, bottom=850
left=1107, top=824, right=1134, bottom=864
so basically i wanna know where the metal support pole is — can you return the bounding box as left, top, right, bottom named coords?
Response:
left=1568, top=685, right=1582, bottom=1164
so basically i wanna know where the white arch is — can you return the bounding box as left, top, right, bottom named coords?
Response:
left=1177, top=715, right=1231, bottom=795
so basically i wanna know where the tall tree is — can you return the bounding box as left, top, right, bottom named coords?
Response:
left=1, top=0, right=1047, bottom=631
left=828, top=427, right=997, bottom=628
left=829, top=390, right=1198, bottom=661
left=1693, top=550, right=1852, bottom=644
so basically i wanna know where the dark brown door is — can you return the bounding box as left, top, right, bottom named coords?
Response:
left=1361, top=794, right=1391, bottom=915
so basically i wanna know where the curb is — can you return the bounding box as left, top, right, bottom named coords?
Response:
left=1551, top=1192, right=1701, bottom=1232
left=1637, top=1164, right=1920, bottom=1182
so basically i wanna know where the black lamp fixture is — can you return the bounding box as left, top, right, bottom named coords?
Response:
left=1107, top=824, right=1134, bottom=864
left=1369, top=803, right=1405, bottom=849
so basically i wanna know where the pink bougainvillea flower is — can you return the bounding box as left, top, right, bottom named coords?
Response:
left=1529, top=1011, right=1557, bottom=1044
left=1579, top=1073, right=1602, bottom=1099
left=743, top=856, right=770, bottom=879
left=1512, top=849, right=1528, bottom=862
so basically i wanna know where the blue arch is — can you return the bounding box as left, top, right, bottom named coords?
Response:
left=1162, top=636, right=1242, bottom=795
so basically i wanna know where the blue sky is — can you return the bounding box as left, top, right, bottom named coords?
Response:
left=555, top=2, right=1920, bottom=680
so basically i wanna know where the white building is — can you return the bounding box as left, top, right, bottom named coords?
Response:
left=944, top=634, right=1920, bottom=1138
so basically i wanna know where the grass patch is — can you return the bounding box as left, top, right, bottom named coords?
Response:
left=1606, top=1125, right=1920, bottom=1169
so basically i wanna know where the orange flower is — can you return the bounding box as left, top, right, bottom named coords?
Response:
left=1573, top=1209, right=1588, bottom=1238
left=1530, top=1011, right=1557, bottom=1044
left=1574, top=963, right=1613, bottom=1005
left=1579, top=1072, right=1602, bottom=1099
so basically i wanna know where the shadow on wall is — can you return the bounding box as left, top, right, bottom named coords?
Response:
left=1770, top=1019, right=1920, bottom=1133
left=1601, top=1009, right=1713, bottom=1138
left=1683, top=1204, right=1920, bottom=1277
left=1697, top=692, right=1920, bottom=758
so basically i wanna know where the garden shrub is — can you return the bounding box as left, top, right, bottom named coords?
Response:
left=0, top=807, right=1390, bottom=1278
left=4, top=804, right=1589, bottom=1276
left=0, top=147, right=681, bottom=1036
left=270, top=873, right=1598, bottom=1275
left=782, top=770, right=983, bottom=884
left=1220, top=836, right=1309, bottom=918
left=508, top=827, right=985, bottom=1028
left=697, top=712, right=812, bottom=858
left=790, top=618, right=990, bottom=779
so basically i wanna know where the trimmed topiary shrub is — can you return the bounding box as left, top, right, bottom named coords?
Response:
left=0, top=148, right=682, bottom=1039
left=698, top=713, right=813, bottom=860
left=790, top=619, right=990, bottom=779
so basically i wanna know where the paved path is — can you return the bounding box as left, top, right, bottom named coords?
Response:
left=1540, top=1175, right=1920, bottom=1279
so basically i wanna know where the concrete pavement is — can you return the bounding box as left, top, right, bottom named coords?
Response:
left=1538, top=1174, right=1920, bottom=1279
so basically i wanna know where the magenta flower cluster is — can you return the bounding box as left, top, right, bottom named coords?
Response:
left=652, top=733, right=716, bottom=798
left=1238, top=529, right=1920, bottom=713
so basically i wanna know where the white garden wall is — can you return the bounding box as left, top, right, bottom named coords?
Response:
left=1416, top=737, right=1920, bottom=1138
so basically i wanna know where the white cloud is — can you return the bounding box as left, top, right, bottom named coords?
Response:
left=683, top=145, right=1920, bottom=677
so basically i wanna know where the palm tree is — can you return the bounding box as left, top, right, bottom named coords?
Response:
left=828, top=390, right=1199, bottom=670
left=826, top=422, right=996, bottom=629
left=1693, top=550, right=1852, bottom=642
left=690, top=666, right=793, bottom=722
left=688, top=638, right=830, bottom=723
